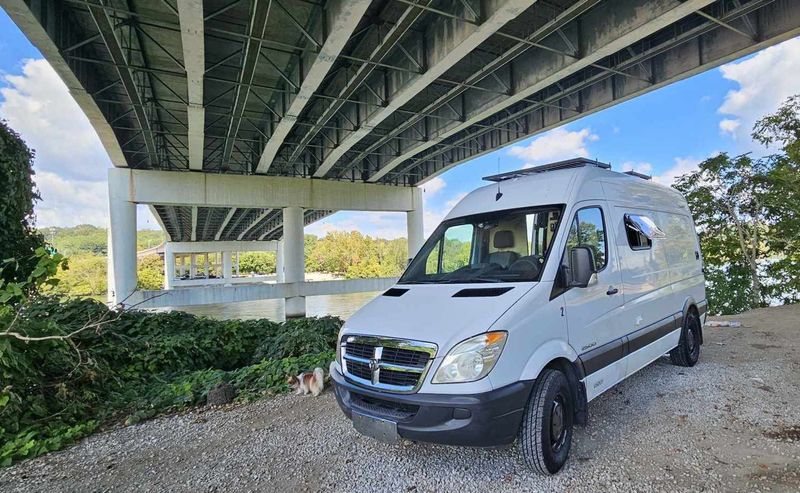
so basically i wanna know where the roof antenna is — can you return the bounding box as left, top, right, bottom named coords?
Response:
left=495, top=157, right=503, bottom=201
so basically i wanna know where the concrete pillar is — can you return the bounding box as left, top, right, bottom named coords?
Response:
left=222, top=251, right=233, bottom=285
left=283, top=206, right=305, bottom=318
left=204, top=253, right=209, bottom=278
left=164, top=243, right=175, bottom=289
left=407, top=187, right=425, bottom=260
left=276, top=239, right=285, bottom=283
left=107, top=172, right=137, bottom=305
left=189, top=253, right=197, bottom=278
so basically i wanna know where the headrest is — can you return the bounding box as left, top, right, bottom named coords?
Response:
left=493, top=230, right=514, bottom=249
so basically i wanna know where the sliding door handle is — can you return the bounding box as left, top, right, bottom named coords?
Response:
left=606, top=286, right=619, bottom=296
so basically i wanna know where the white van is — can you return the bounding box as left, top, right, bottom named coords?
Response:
left=331, top=158, right=707, bottom=474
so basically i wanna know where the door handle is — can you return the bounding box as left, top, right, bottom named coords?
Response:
left=606, top=286, right=619, bottom=296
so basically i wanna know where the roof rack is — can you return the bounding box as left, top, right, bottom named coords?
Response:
left=483, top=158, right=610, bottom=182
left=623, top=170, right=652, bottom=180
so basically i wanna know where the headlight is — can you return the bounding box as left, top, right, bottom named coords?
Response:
left=336, top=336, right=343, bottom=365
left=432, top=331, right=507, bottom=384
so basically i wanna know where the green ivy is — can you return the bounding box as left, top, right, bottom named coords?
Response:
left=0, top=296, right=341, bottom=466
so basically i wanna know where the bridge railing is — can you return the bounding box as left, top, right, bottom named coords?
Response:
left=127, top=277, right=398, bottom=309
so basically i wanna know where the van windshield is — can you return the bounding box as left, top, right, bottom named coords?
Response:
left=399, top=205, right=563, bottom=284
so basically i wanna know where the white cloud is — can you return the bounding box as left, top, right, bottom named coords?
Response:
left=507, top=127, right=599, bottom=167
left=718, top=118, right=741, bottom=137
left=717, top=37, right=800, bottom=144
left=0, top=59, right=111, bottom=181
left=419, top=176, right=445, bottom=197
left=651, top=157, right=701, bottom=186
left=33, top=171, right=109, bottom=227
left=0, top=59, right=161, bottom=230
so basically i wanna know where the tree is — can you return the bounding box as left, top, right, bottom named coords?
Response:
left=0, top=121, right=46, bottom=286
left=673, top=95, right=800, bottom=313
left=137, top=255, right=164, bottom=290
left=54, top=254, right=107, bottom=298
left=238, top=252, right=276, bottom=274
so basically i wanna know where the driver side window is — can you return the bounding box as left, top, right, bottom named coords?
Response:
left=565, top=207, right=607, bottom=270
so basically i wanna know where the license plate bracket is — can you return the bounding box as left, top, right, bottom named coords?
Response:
left=352, top=412, right=400, bottom=444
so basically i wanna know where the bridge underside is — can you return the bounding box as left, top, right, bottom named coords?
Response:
left=4, top=0, right=799, bottom=244
left=4, top=0, right=799, bottom=314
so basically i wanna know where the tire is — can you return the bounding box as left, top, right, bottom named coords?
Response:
left=519, top=369, right=574, bottom=475
left=670, top=310, right=701, bottom=367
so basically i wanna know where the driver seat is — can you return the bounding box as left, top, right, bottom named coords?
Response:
left=488, top=230, right=519, bottom=268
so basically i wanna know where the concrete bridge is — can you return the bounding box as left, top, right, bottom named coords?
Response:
left=3, top=0, right=798, bottom=316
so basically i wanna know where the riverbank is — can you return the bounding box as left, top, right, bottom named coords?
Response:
left=3, top=305, right=798, bottom=492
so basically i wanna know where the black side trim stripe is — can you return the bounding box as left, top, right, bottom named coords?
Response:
left=578, top=314, right=679, bottom=377
left=580, top=338, right=625, bottom=376
left=626, top=315, right=678, bottom=354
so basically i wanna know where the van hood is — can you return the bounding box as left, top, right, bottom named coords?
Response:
left=341, top=283, right=534, bottom=353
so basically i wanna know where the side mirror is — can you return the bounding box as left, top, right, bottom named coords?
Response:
left=569, top=246, right=596, bottom=288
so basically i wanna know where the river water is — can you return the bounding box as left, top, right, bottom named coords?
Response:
left=171, top=291, right=381, bottom=321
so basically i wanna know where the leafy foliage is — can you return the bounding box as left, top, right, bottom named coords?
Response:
left=673, top=96, right=800, bottom=314
left=238, top=251, right=276, bottom=275
left=0, top=120, right=46, bottom=286
left=137, top=254, right=164, bottom=290
left=0, top=294, right=341, bottom=466
left=305, top=231, right=408, bottom=278
left=40, top=224, right=164, bottom=257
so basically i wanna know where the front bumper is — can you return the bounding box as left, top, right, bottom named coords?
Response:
left=332, top=367, right=534, bottom=447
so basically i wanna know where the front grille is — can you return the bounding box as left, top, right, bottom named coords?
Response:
left=382, top=347, right=430, bottom=367
left=343, top=342, right=374, bottom=360
left=379, top=369, right=420, bottom=387
left=347, top=360, right=372, bottom=381
left=341, top=335, right=437, bottom=393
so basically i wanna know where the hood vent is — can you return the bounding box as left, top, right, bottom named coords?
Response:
left=452, top=287, right=514, bottom=298
left=383, top=288, right=409, bottom=297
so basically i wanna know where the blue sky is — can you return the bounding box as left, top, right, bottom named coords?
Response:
left=1, top=7, right=798, bottom=237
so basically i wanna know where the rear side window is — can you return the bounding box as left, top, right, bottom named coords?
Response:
left=624, top=213, right=665, bottom=250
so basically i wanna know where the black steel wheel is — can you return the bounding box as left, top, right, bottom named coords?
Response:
left=670, top=310, right=701, bottom=367
left=519, top=369, right=574, bottom=475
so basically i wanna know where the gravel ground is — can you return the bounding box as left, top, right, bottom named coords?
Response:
left=2, top=305, right=799, bottom=492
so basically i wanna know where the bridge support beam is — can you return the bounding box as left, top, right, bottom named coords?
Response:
left=164, top=243, right=175, bottom=290
left=276, top=240, right=285, bottom=283
left=222, top=251, right=233, bottom=286
left=107, top=171, right=137, bottom=305
left=407, top=188, right=425, bottom=260
left=283, top=207, right=305, bottom=318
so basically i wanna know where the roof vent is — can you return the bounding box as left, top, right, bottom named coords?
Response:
left=483, top=158, right=610, bottom=182
left=623, top=170, right=652, bottom=180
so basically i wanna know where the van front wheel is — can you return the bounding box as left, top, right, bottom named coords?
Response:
left=670, top=311, right=701, bottom=367
left=519, top=369, right=574, bottom=475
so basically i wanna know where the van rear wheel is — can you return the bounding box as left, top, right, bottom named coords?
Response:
left=670, top=311, right=701, bottom=367
left=519, top=369, right=574, bottom=475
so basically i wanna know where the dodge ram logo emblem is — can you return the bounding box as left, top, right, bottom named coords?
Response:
left=369, top=358, right=380, bottom=372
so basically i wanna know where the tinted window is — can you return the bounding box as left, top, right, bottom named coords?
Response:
left=400, top=206, right=561, bottom=284
left=565, top=207, right=607, bottom=269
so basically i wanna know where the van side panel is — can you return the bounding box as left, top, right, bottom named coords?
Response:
left=584, top=358, right=627, bottom=401
left=657, top=211, right=706, bottom=313
left=612, top=205, right=675, bottom=330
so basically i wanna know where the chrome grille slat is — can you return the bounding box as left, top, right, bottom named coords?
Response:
left=341, top=335, right=437, bottom=394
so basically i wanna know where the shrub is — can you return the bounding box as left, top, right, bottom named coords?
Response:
left=0, top=296, right=341, bottom=466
